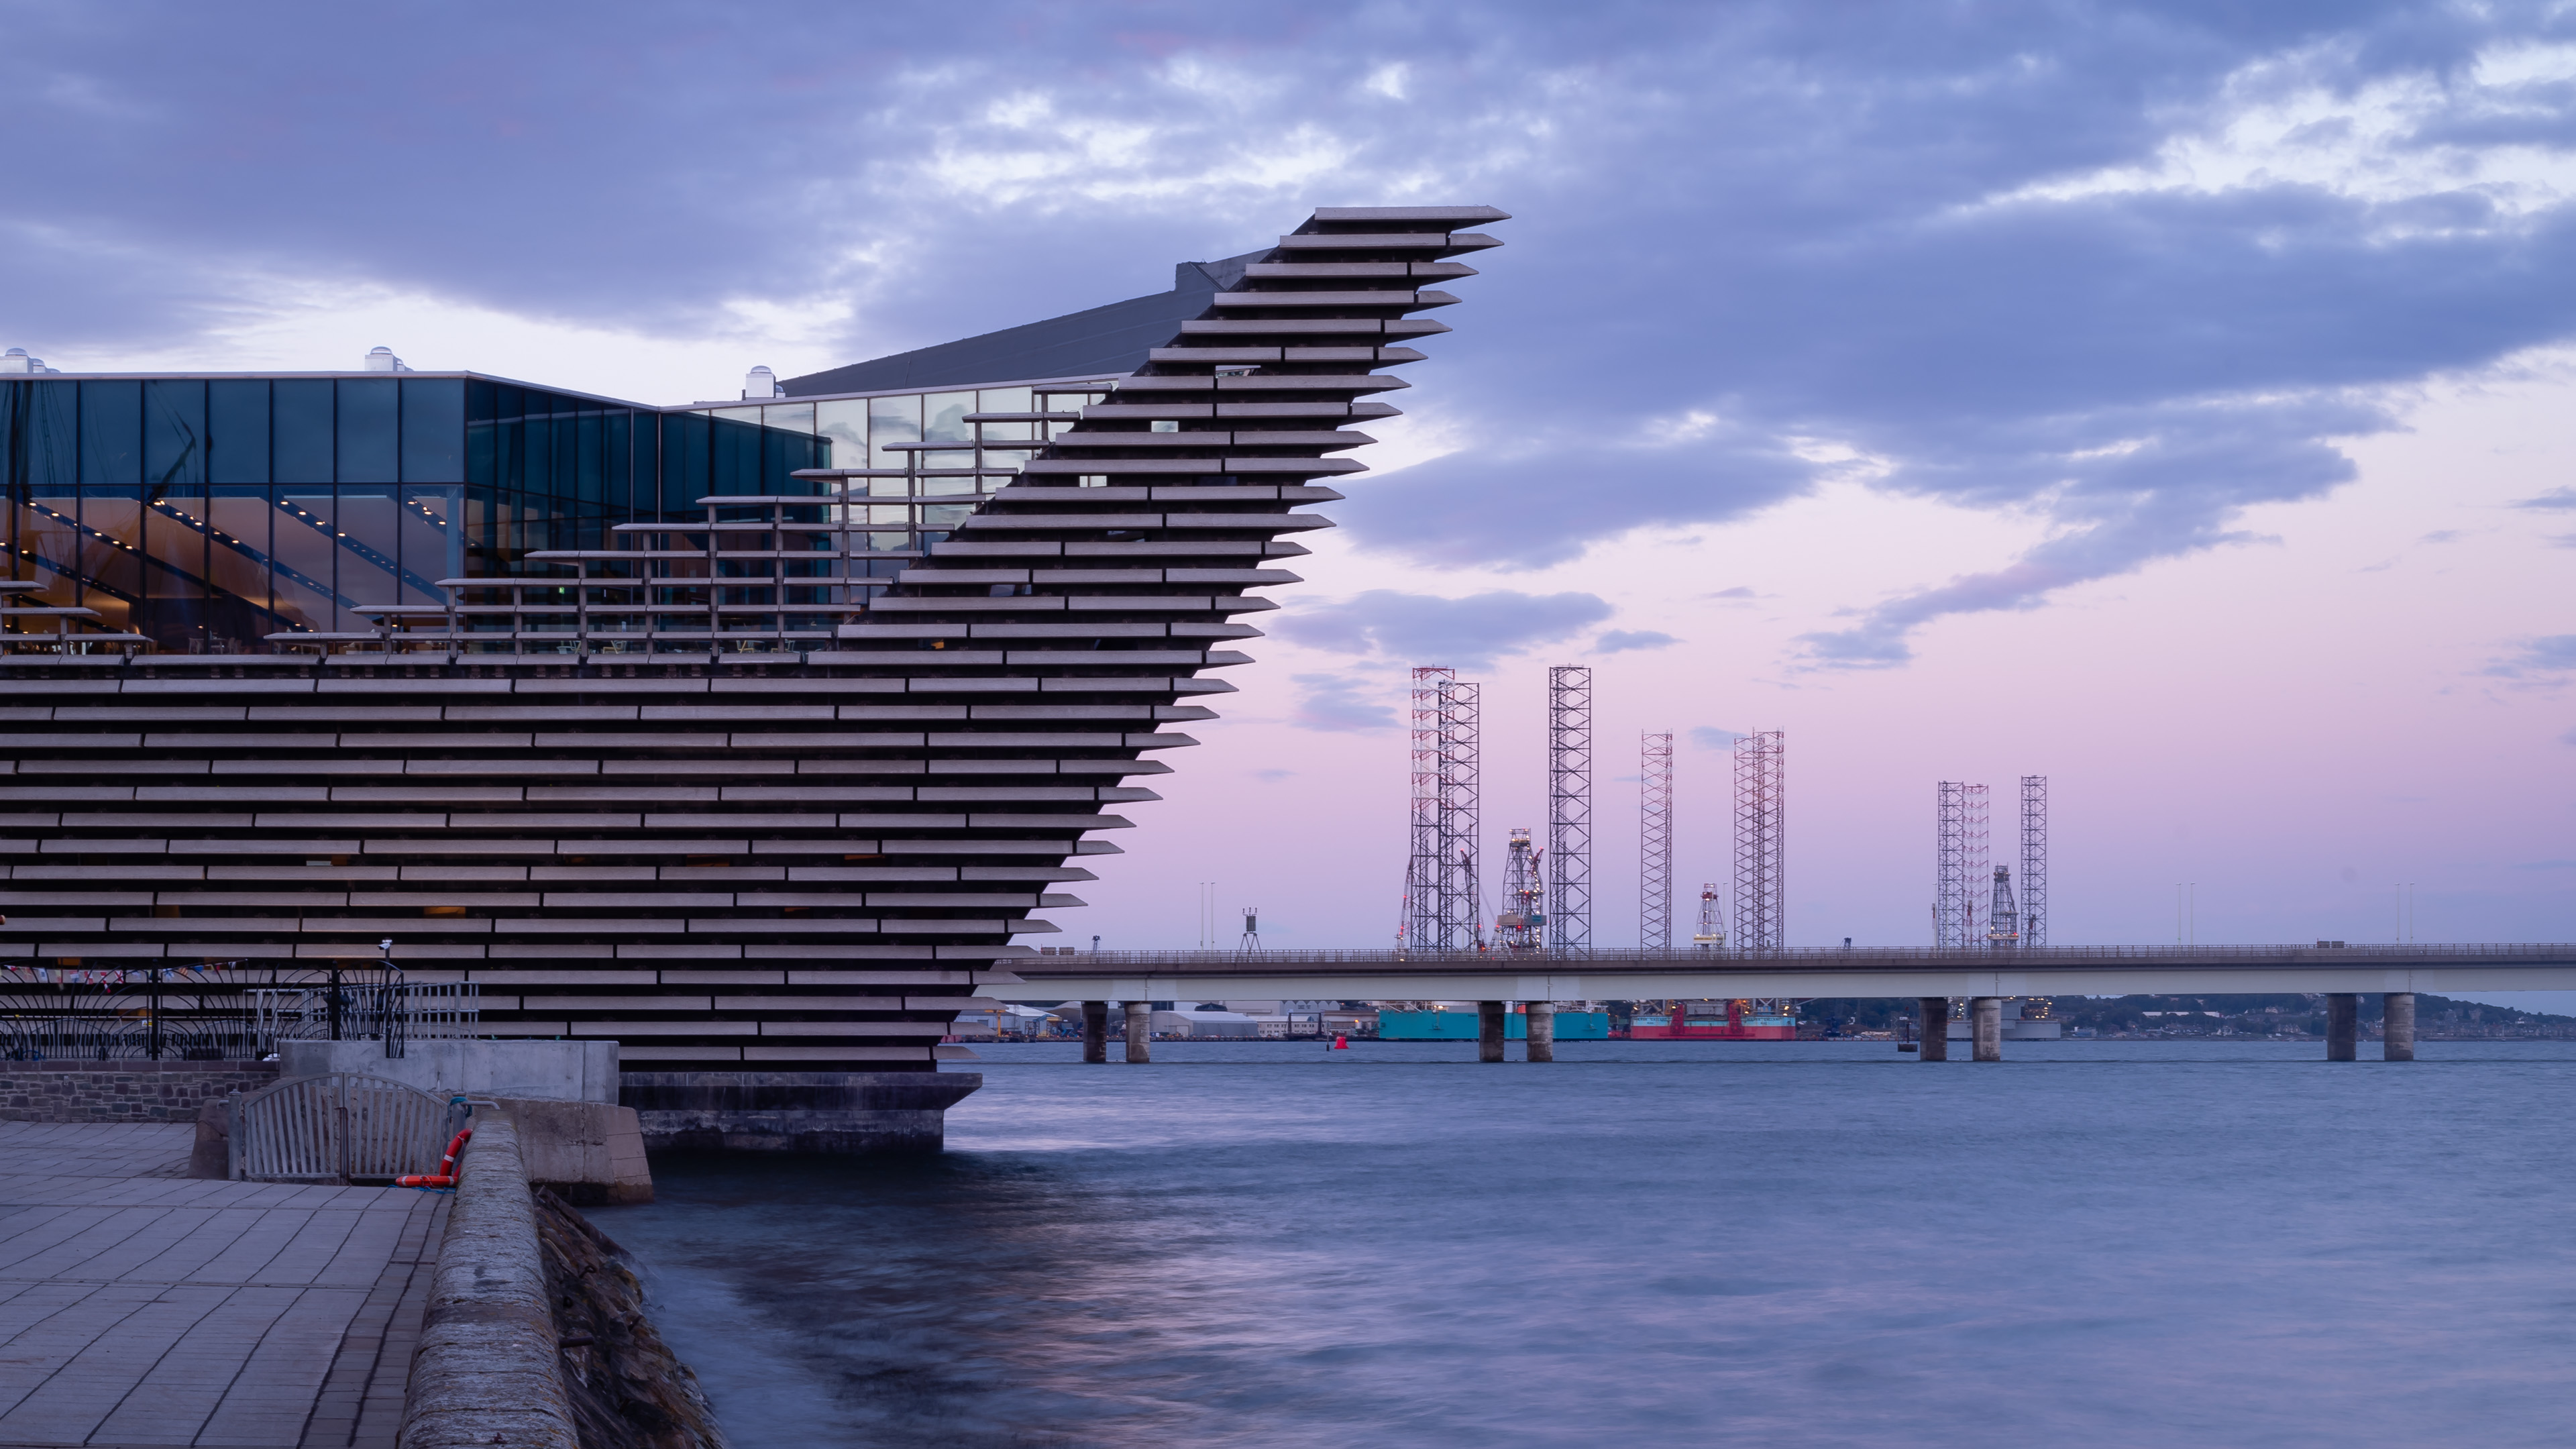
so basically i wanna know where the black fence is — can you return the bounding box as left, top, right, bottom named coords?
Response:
left=0, top=965, right=473, bottom=1063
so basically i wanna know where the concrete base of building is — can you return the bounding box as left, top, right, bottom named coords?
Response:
left=283, top=1038, right=621, bottom=1104
left=620, top=1071, right=983, bottom=1153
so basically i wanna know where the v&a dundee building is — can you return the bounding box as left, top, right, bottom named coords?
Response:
left=0, top=206, right=1504, bottom=1147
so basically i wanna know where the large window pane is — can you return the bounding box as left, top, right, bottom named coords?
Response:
left=272, top=380, right=334, bottom=483
left=207, top=379, right=270, bottom=484
left=142, top=485, right=209, bottom=651
left=400, top=378, right=466, bottom=482
left=78, top=380, right=142, bottom=487
left=144, top=380, right=206, bottom=493
left=604, top=413, right=633, bottom=515
left=978, top=386, right=1033, bottom=415
left=761, top=402, right=814, bottom=434
left=711, top=417, right=761, bottom=496
left=522, top=416, right=555, bottom=496
left=18, top=380, right=76, bottom=493
left=270, top=488, right=339, bottom=633
left=922, top=390, right=975, bottom=444
left=400, top=485, right=465, bottom=604
left=205, top=484, right=273, bottom=649
left=551, top=409, right=577, bottom=500
left=74, top=486, right=142, bottom=631
left=868, top=394, right=919, bottom=467
left=575, top=411, right=604, bottom=504
left=763, top=427, right=825, bottom=496
left=661, top=413, right=710, bottom=514
left=337, top=486, right=402, bottom=627
left=7, top=415, right=79, bottom=612
left=337, top=378, right=398, bottom=482
left=814, top=398, right=865, bottom=470
left=7, top=433, right=80, bottom=613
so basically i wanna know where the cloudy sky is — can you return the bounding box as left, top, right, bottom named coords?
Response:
left=8, top=1, right=2573, bottom=966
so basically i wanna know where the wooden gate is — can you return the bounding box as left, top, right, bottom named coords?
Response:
left=228, top=1073, right=455, bottom=1184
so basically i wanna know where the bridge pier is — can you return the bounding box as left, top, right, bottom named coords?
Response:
left=1479, top=1002, right=1507, bottom=1063
left=1971, top=997, right=2003, bottom=1062
left=1917, top=998, right=1949, bottom=1061
left=1526, top=1002, right=1556, bottom=1063
left=1081, top=1001, right=1108, bottom=1063
left=2325, top=993, right=2357, bottom=1061
left=2384, top=991, right=2416, bottom=1061
left=1124, top=1000, right=1152, bottom=1064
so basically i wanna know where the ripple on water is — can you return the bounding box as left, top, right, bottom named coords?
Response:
left=590, top=1039, right=2576, bottom=1448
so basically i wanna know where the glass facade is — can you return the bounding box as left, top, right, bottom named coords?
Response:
left=0, top=374, right=831, bottom=653
left=673, top=379, right=1114, bottom=555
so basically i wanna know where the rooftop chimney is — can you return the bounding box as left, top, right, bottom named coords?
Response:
left=743, top=366, right=779, bottom=400
left=364, top=346, right=411, bottom=372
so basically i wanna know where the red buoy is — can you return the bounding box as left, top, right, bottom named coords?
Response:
left=1332, top=1034, right=1348, bottom=1049
left=400, top=1126, right=474, bottom=1187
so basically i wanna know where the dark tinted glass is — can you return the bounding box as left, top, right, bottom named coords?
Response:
left=711, top=417, right=759, bottom=496
left=763, top=427, right=828, bottom=494
left=400, top=378, right=466, bottom=482
left=270, top=485, right=337, bottom=632
left=336, top=378, right=398, bottom=482
left=272, top=380, right=334, bottom=482
left=662, top=413, right=710, bottom=513
left=140, top=482, right=208, bottom=651
left=207, top=380, right=270, bottom=484
left=78, top=380, right=142, bottom=486
left=551, top=407, right=577, bottom=497
left=605, top=412, right=634, bottom=513
left=206, top=484, right=272, bottom=638
left=521, top=416, right=553, bottom=494
left=400, top=484, right=464, bottom=603
left=144, top=380, right=206, bottom=492
left=337, top=486, right=401, bottom=626
left=19, top=382, right=75, bottom=492
left=576, top=412, right=604, bottom=504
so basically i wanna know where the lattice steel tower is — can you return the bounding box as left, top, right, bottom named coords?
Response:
left=1639, top=731, right=1675, bottom=949
left=1499, top=827, right=1543, bottom=951
left=1405, top=667, right=1481, bottom=951
left=1732, top=731, right=1785, bottom=951
left=2019, top=775, right=2048, bottom=949
left=1546, top=665, right=1594, bottom=955
left=1988, top=867, right=2018, bottom=947
left=1934, top=782, right=1991, bottom=948
left=1693, top=883, right=1726, bottom=949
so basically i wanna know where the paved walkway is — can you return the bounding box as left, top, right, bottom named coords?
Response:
left=0, top=1123, right=442, bottom=1449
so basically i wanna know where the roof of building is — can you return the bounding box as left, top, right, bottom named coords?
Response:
left=780, top=250, right=1267, bottom=397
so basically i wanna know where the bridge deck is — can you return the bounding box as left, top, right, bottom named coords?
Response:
left=1004, top=944, right=2576, bottom=1000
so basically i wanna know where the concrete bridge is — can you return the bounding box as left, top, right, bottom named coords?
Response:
left=1004, top=942, right=2576, bottom=1065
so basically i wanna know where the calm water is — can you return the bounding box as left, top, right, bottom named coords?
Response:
left=592, top=1040, right=2576, bottom=1447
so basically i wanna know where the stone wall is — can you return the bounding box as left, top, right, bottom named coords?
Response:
left=534, top=1186, right=728, bottom=1448
left=0, top=1061, right=279, bottom=1123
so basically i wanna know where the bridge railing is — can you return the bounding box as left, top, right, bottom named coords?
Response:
left=1016, top=943, right=2576, bottom=970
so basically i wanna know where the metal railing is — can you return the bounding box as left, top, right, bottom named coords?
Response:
left=1017, top=943, right=2576, bottom=971
left=0, top=967, right=480, bottom=1063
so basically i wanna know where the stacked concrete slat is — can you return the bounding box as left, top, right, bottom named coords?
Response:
left=0, top=207, right=1504, bottom=1071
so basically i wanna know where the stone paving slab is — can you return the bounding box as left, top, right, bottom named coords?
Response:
left=0, top=1123, right=443, bottom=1449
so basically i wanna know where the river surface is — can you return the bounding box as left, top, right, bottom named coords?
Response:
left=592, top=1039, right=2576, bottom=1447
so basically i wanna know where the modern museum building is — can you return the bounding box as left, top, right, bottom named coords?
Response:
left=0, top=205, right=1503, bottom=1146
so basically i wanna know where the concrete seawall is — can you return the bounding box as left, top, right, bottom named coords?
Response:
left=400, top=1113, right=581, bottom=1449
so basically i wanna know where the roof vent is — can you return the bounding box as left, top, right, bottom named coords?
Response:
left=0, top=348, right=54, bottom=374
left=364, top=345, right=411, bottom=372
left=743, top=366, right=779, bottom=400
